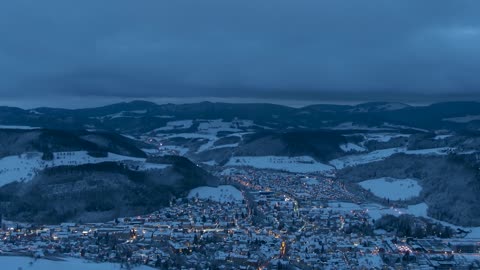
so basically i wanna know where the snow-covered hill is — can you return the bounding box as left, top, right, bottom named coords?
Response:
left=330, top=147, right=453, bottom=169
left=0, top=151, right=169, bottom=187
left=0, top=256, right=153, bottom=270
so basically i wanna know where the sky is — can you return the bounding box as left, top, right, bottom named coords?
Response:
left=1, top=0, right=480, bottom=108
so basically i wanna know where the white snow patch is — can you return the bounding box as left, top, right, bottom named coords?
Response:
left=188, top=185, right=243, bottom=203
left=382, top=123, right=429, bottom=132
left=330, top=147, right=453, bottom=169
left=405, top=147, right=453, bottom=155
left=330, top=148, right=405, bottom=169
left=210, top=143, right=239, bottom=150
left=220, top=168, right=239, bottom=176
left=363, top=133, right=410, bottom=143
left=359, top=177, right=422, bottom=200
left=0, top=125, right=40, bottom=130
left=444, top=115, right=480, bottom=123
left=29, top=110, right=43, bottom=115
left=340, top=143, right=366, bottom=152
left=202, top=160, right=218, bottom=166
left=227, top=156, right=335, bottom=173
left=142, top=148, right=159, bottom=154
left=121, top=134, right=139, bottom=140
left=434, top=134, right=453, bottom=140
left=357, top=253, right=385, bottom=269
left=466, top=228, right=480, bottom=239
left=196, top=138, right=218, bottom=153
left=0, top=256, right=153, bottom=270
left=301, top=177, right=320, bottom=185
left=406, top=203, right=428, bottom=217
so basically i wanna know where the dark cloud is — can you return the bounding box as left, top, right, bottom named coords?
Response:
left=1, top=0, right=479, bottom=104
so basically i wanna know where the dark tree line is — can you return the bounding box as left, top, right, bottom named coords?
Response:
left=375, top=214, right=454, bottom=238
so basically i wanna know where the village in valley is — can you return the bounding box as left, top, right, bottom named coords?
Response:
left=3, top=0, right=480, bottom=268
left=1, top=118, right=480, bottom=270
left=1, top=163, right=480, bottom=270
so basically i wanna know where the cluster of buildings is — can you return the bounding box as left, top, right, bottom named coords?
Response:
left=1, top=166, right=480, bottom=269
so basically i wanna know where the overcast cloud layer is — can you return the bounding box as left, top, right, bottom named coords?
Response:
left=1, top=0, right=479, bottom=106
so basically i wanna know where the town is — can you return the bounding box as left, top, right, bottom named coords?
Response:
left=1, top=165, right=480, bottom=270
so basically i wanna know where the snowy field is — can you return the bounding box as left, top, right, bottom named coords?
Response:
left=0, top=151, right=169, bottom=187
left=359, top=177, right=422, bottom=200
left=330, top=147, right=453, bottom=169
left=226, top=156, right=335, bottom=173
left=0, top=125, right=40, bottom=130
left=0, top=256, right=153, bottom=270
left=188, top=185, right=243, bottom=203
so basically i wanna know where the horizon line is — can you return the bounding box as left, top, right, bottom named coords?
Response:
left=0, top=95, right=478, bottom=110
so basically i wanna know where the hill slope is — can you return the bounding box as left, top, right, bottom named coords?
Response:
left=0, top=156, right=218, bottom=224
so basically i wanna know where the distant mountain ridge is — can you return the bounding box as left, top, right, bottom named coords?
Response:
left=1, top=100, right=480, bottom=133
